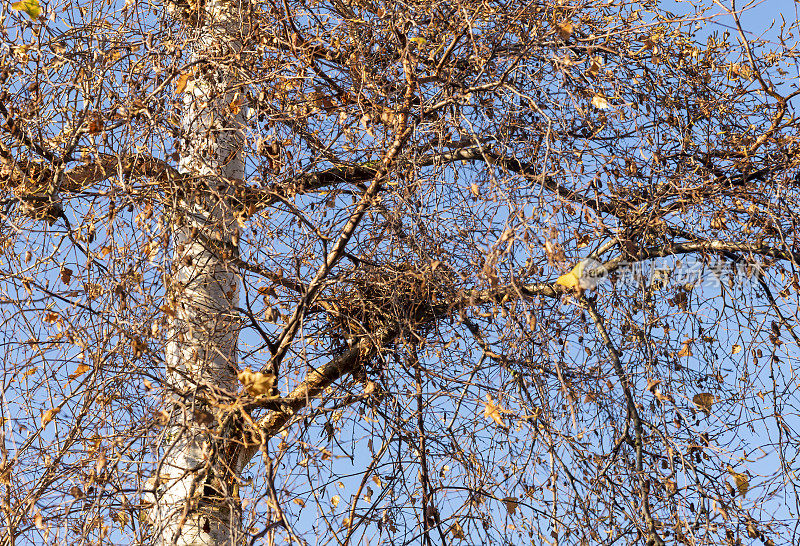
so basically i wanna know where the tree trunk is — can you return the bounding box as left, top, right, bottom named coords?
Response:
left=148, top=2, right=247, bottom=544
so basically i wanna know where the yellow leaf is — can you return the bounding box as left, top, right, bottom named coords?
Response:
left=11, top=0, right=41, bottom=19
left=591, top=93, right=609, bottom=109
left=677, top=339, right=693, bottom=358
left=731, top=344, right=742, bottom=355
left=555, top=259, right=599, bottom=291
left=556, top=21, right=573, bottom=40
left=727, top=466, right=749, bottom=496
left=372, top=475, right=382, bottom=487
left=409, top=37, right=427, bottom=47
left=175, top=73, right=190, bottom=94
left=692, top=392, right=715, bottom=414
left=237, top=368, right=276, bottom=397
left=68, top=363, right=90, bottom=380
left=41, top=407, right=60, bottom=428
left=556, top=261, right=583, bottom=290
left=449, top=520, right=465, bottom=540
left=33, top=510, right=45, bottom=530
left=484, top=394, right=512, bottom=428
left=229, top=94, right=243, bottom=115
left=331, top=495, right=340, bottom=508
left=111, top=510, right=128, bottom=527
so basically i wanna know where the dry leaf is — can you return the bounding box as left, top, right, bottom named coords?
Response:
left=591, top=94, right=610, bottom=109
left=159, top=304, right=176, bottom=318
left=33, top=510, right=45, bottom=530
left=0, top=463, right=12, bottom=485
left=712, top=498, right=729, bottom=520
left=41, top=407, right=60, bottom=428
left=95, top=451, right=107, bottom=474
left=556, top=21, right=573, bottom=39
left=727, top=466, right=749, bottom=496
left=60, top=267, right=73, bottom=284
left=587, top=57, right=602, bottom=77
left=68, top=363, right=90, bottom=380
left=11, top=0, right=41, bottom=19
left=645, top=378, right=662, bottom=394
left=175, top=73, right=191, bottom=94
left=43, top=311, right=61, bottom=324
left=677, top=339, right=693, bottom=358
left=237, top=368, right=276, bottom=397
left=503, top=496, right=519, bottom=515
left=484, top=394, right=512, bottom=428
left=450, top=520, right=465, bottom=540
left=331, top=495, right=340, bottom=508
left=731, top=344, right=742, bottom=355
left=692, top=393, right=715, bottom=414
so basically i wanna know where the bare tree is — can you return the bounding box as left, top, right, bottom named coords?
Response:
left=1, top=0, right=800, bottom=544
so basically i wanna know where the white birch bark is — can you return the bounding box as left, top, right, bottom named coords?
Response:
left=148, top=2, right=248, bottom=544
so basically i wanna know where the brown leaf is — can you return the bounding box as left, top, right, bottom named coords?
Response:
left=175, top=73, right=190, bottom=94
left=587, top=57, right=602, bottom=77
left=449, top=520, right=465, bottom=540
left=60, top=267, right=73, bottom=284
left=237, top=367, right=276, bottom=397
left=484, top=394, right=512, bottom=428
left=68, top=363, right=90, bottom=380
left=712, top=499, right=729, bottom=520
left=692, top=393, right=715, bottom=414
left=677, top=339, right=693, bottom=358
left=41, top=407, right=60, bottom=428
left=556, top=21, right=573, bottom=40
left=645, top=378, right=662, bottom=394
left=0, top=463, right=12, bottom=485
left=33, top=510, right=45, bottom=530
left=43, top=311, right=61, bottom=324
left=95, top=451, right=107, bottom=474
left=727, top=465, right=749, bottom=496
left=503, top=496, right=519, bottom=515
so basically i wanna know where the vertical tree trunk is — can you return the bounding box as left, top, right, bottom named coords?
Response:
left=148, top=2, right=247, bottom=544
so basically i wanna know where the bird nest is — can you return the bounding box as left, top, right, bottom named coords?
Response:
left=325, top=261, right=456, bottom=342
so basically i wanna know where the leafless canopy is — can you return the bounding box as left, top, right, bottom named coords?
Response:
left=1, top=0, right=800, bottom=544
